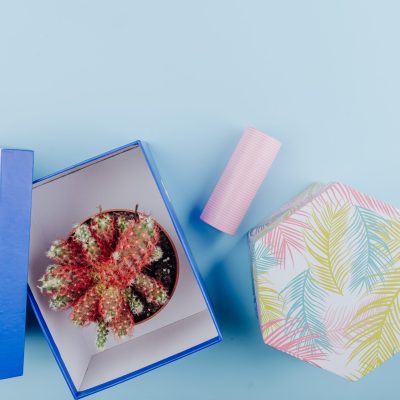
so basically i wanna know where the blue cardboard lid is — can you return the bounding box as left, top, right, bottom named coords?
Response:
left=0, top=148, right=33, bottom=380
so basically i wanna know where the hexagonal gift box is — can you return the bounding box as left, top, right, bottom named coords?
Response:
left=249, top=182, right=400, bottom=381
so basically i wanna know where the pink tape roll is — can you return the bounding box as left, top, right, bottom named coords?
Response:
left=200, top=127, right=281, bottom=235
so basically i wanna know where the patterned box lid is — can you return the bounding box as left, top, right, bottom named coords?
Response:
left=249, top=182, right=400, bottom=380
left=0, top=148, right=33, bottom=379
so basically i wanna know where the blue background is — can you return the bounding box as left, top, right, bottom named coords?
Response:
left=1, top=1, right=399, bottom=399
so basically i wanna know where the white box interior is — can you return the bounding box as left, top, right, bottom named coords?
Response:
left=28, top=144, right=218, bottom=392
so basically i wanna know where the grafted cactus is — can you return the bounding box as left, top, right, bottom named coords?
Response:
left=38, top=208, right=177, bottom=350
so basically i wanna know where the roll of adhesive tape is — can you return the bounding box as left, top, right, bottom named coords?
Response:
left=200, top=127, right=281, bottom=235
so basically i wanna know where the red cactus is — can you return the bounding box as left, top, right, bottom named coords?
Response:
left=47, top=239, right=87, bottom=267
left=133, top=273, right=169, bottom=306
left=114, top=218, right=160, bottom=278
left=99, top=287, right=124, bottom=323
left=89, top=213, right=118, bottom=259
left=39, top=209, right=171, bottom=350
left=71, top=287, right=100, bottom=326
left=39, top=264, right=92, bottom=298
left=110, top=299, right=134, bottom=337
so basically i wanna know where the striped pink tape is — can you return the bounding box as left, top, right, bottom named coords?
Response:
left=200, top=127, right=281, bottom=235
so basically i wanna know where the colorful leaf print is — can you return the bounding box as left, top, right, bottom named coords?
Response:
left=252, top=240, right=278, bottom=273
left=346, top=267, right=400, bottom=377
left=382, top=219, right=400, bottom=261
left=263, top=212, right=309, bottom=268
left=256, top=276, right=285, bottom=331
left=349, top=206, right=392, bottom=293
left=305, top=203, right=352, bottom=295
left=263, top=317, right=327, bottom=365
left=324, top=305, right=357, bottom=348
left=281, top=269, right=331, bottom=351
left=251, top=182, right=400, bottom=380
left=334, top=183, right=400, bottom=219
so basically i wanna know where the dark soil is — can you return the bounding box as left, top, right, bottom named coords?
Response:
left=131, top=229, right=178, bottom=322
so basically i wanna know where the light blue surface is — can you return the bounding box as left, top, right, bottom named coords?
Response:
left=1, top=1, right=400, bottom=399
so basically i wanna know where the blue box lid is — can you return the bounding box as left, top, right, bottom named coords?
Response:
left=0, top=148, right=33, bottom=380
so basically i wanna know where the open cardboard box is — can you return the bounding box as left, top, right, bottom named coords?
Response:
left=28, top=141, right=221, bottom=398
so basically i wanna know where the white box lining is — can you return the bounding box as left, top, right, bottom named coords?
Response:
left=29, top=144, right=218, bottom=391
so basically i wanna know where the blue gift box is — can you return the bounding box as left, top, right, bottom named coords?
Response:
left=0, top=148, right=33, bottom=380
left=28, top=141, right=221, bottom=398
